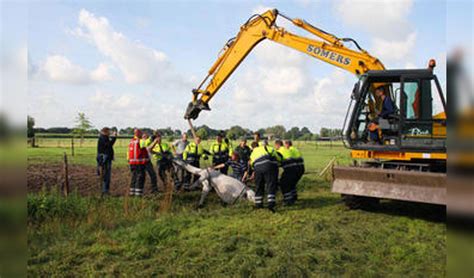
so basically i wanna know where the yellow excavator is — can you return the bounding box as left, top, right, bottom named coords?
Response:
left=184, top=9, right=447, bottom=208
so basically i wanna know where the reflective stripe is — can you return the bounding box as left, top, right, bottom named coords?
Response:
left=254, top=159, right=277, bottom=168
left=134, top=141, right=138, bottom=161
left=129, top=158, right=147, bottom=163
left=282, top=162, right=299, bottom=169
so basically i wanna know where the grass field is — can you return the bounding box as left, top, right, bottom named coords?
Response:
left=27, top=139, right=446, bottom=276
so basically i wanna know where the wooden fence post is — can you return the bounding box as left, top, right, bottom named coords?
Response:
left=62, top=152, right=70, bottom=196
left=71, top=137, right=75, bottom=156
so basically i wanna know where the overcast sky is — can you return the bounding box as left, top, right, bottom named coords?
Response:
left=2, top=0, right=462, bottom=132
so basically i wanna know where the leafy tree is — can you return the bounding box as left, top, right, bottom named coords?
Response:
left=265, top=125, right=286, bottom=139
left=320, top=127, right=330, bottom=138
left=256, top=128, right=266, bottom=137
left=227, top=125, right=247, bottom=140
left=119, top=127, right=134, bottom=135
left=300, top=133, right=313, bottom=141
left=196, top=127, right=209, bottom=140
left=319, top=127, right=342, bottom=138
left=141, top=128, right=154, bottom=136
left=27, top=115, right=35, bottom=138
left=286, top=126, right=301, bottom=140
left=300, top=127, right=311, bottom=135
left=0, top=113, right=11, bottom=141
left=89, top=128, right=100, bottom=134
left=73, top=112, right=93, bottom=145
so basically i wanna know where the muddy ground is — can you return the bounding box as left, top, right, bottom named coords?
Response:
left=27, top=163, right=166, bottom=196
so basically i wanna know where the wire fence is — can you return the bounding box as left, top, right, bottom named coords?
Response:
left=32, top=137, right=345, bottom=149
left=27, top=137, right=348, bottom=195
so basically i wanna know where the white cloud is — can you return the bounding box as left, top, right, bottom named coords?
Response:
left=41, top=55, right=111, bottom=84
left=252, top=5, right=275, bottom=15
left=85, top=89, right=189, bottom=130
left=372, top=32, right=417, bottom=63
left=334, top=0, right=416, bottom=65
left=195, top=37, right=354, bottom=132
left=72, top=9, right=185, bottom=86
left=90, top=63, right=112, bottom=81
left=294, top=0, right=313, bottom=8
left=335, top=0, right=413, bottom=40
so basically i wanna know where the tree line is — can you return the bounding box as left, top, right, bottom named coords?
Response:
left=29, top=114, right=343, bottom=141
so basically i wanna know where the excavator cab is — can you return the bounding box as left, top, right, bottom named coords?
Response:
left=334, top=69, right=447, bottom=207
left=345, top=69, right=447, bottom=155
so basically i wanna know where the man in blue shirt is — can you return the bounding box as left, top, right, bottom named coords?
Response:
left=375, top=86, right=395, bottom=119
left=214, top=151, right=248, bottom=182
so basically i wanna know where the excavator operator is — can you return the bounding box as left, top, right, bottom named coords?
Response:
left=375, top=87, right=396, bottom=119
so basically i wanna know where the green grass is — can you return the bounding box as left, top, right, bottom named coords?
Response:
left=28, top=138, right=349, bottom=168
left=27, top=140, right=446, bottom=276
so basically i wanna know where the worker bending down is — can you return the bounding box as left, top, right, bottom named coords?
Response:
left=286, top=140, right=304, bottom=202
left=214, top=151, right=248, bottom=182
left=141, top=132, right=158, bottom=193
left=249, top=141, right=280, bottom=212
left=127, top=129, right=149, bottom=196
left=275, top=140, right=299, bottom=205
left=148, top=132, right=174, bottom=191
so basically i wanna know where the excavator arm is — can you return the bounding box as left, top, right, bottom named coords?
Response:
left=184, top=9, right=385, bottom=120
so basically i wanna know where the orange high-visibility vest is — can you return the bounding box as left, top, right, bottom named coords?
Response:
left=128, top=138, right=148, bottom=165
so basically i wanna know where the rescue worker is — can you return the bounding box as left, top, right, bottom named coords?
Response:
left=224, top=137, right=233, bottom=156
left=285, top=140, right=305, bottom=202
left=172, top=133, right=189, bottom=189
left=141, top=132, right=158, bottom=193
left=127, top=129, right=148, bottom=196
left=274, top=139, right=298, bottom=205
left=249, top=141, right=280, bottom=212
left=182, top=136, right=208, bottom=190
left=210, top=132, right=230, bottom=174
left=214, top=151, right=248, bottom=182
left=253, top=132, right=262, bottom=148
left=234, top=137, right=251, bottom=163
left=96, top=127, right=117, bottom=196
left=148, top=132, right=174, bottom=191
left=235, top=137, right=252, bottom=182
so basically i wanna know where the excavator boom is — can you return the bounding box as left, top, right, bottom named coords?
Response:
left=185, top=9, right=384, bottom=120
